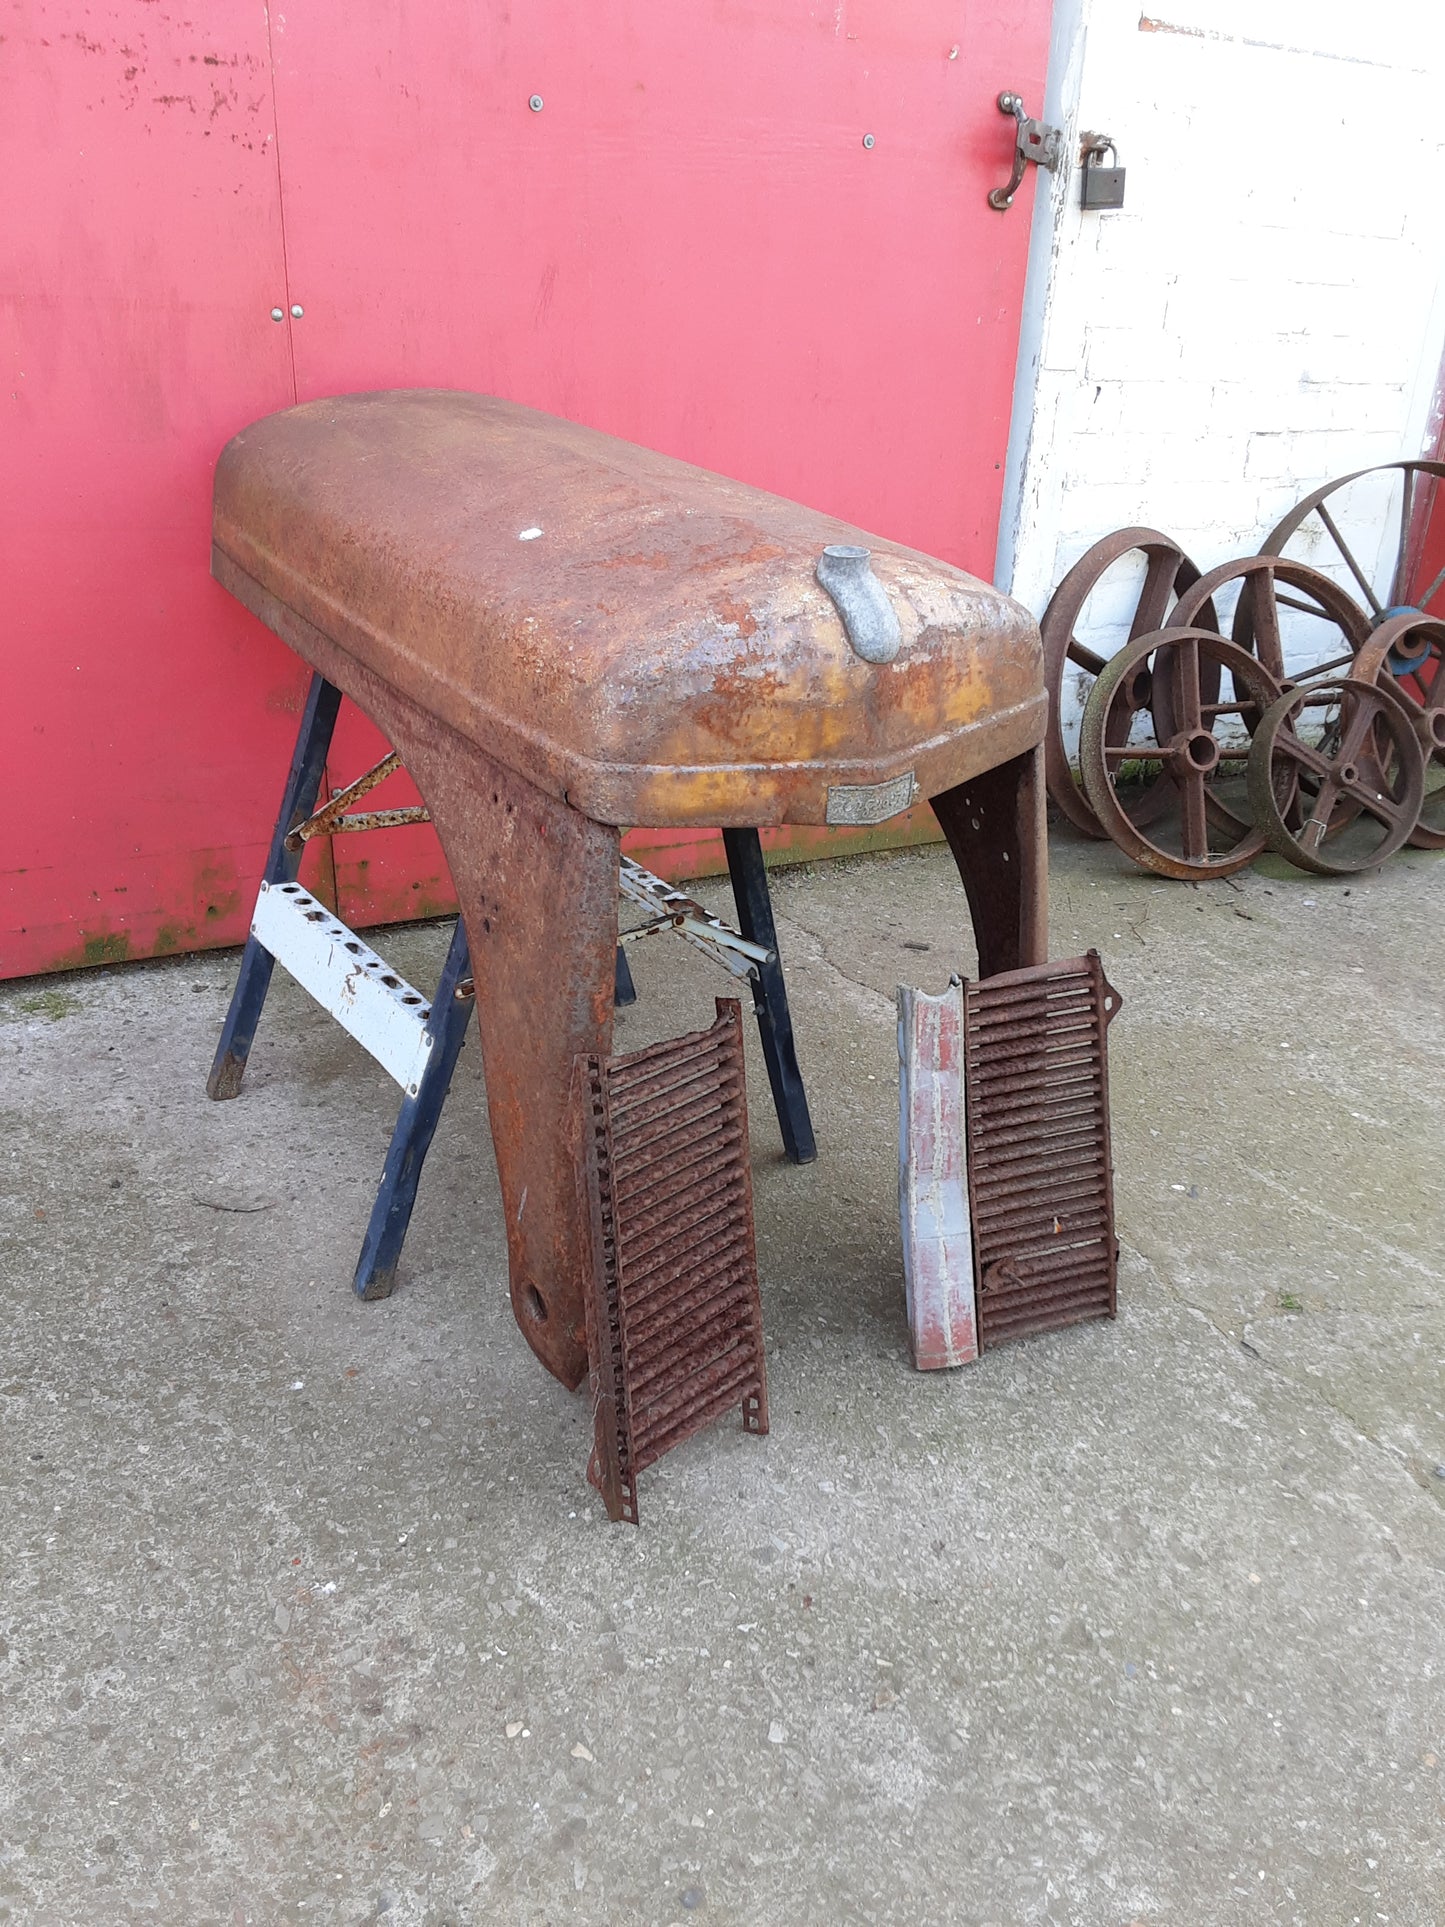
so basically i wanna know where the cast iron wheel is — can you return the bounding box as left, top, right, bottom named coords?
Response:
left=1257, top=461, right=1445, bottom=625
left=1040, top=528, right=1216, bottom=839
left=1245, top=678, right=1425, bottom=876
left=1169, top=554, right=1371, bottom=683
left=1079, top=627, right=1287, bottom=879
left=1347, top=611, right=1445, bottom=850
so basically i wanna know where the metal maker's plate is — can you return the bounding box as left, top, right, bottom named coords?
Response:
left=577, top=1000, right=768, bottom=1524
left=825, top=771, right=918, bottom=827
left=962, top=952, right=1121, bottom=1350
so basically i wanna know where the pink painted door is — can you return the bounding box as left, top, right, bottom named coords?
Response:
left=2, top=1, right=1051, bottom=977
left=0, top=2, right=341, bottom=977
left=267, top=1, right=1053, bottom=923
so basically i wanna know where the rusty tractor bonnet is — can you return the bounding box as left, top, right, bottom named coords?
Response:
left=212, top=391, right=1044, bottom=831
left=211, top=390, right=1049, bottom=1390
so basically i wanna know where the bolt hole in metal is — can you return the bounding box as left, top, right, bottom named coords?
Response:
left=1185, top=731, right=1219, bottom=773
left=525, top=1286, right=548, bottom=1322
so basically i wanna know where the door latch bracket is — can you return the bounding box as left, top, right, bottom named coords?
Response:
left=987, top=91, right=1062, bottom=211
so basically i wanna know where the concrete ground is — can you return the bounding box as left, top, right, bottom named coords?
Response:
left=1, top=833, right=1442, bottom=1927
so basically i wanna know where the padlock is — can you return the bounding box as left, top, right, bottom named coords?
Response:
left=1080, top=139, right=1125, bottom=210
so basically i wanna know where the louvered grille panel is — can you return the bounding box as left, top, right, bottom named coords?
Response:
left=963, top=952, right=1121, bottom=1350
left=578, top=999, right=768, bottom=1523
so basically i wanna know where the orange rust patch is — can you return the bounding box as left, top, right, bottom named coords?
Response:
left=691, top=655, right=789, bottom=743
left=710, top=594, right=759, bottom=638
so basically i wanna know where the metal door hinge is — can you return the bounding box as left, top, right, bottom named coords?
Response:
left=988, top=91, right=1063, bottom=211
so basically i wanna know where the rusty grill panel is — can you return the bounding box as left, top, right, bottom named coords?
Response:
left=578, top=999, right=768, bottom=1523
left=963, top=953, right=1121, bottom=1350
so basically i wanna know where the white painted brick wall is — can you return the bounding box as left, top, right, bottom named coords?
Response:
left=997, top=1, right=1445, bottom=743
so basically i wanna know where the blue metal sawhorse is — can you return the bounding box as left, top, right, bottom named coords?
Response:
left=208, top=674, right=816, bottom=1299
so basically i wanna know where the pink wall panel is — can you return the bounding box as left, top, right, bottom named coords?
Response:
left=3, top=1, right=1051, bottom=976
left=271, top=1, right=1043, bottom=567
left=1, top=1, right=318, bottom=974
left=268, top=0, right=1050, bottom=928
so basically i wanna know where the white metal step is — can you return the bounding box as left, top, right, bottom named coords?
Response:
left=250, top=880, right=435, bottom=1096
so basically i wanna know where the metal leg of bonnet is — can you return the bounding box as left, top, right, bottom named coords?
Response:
left=207, top=673, right=342, bottom=1100
left=930, top=743, right=1050, bottom=977
left=722, top=827, right=817, bottom=1164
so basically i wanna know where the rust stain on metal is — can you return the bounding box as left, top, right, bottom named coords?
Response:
left=577, top=999, right=768, bottom=1524
left=285, top=750, right=409, bottom=848
left=963, top=953, right=1122, bottom=1350
left=323, top=806, right=431, bottom=834
left=212, top=390, right=1045, bottom=831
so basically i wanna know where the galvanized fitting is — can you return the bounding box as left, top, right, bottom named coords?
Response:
left=816, top=544, right=902, bottom=665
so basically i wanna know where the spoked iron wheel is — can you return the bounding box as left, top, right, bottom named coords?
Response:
left=1079, top=627, right=1287, bottom=879
left=1245, top=678, right=1425, bottom=876
left=1040, top=528, right=1217, bottom=838
left=1170, top=554, right=1372, bottom=683
left=1346, top=611, right=1445, bottom=850
left=1257, top=461, right=1445, bottom=628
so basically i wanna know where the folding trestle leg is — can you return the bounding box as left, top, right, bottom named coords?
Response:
left=722, top=828, right=816, bottom=1164
left=352, top=915, right=475, bottom=1299
left=208, top=673, right=342, bottom=1100
left=207, top=671, right=474, bottom=1301
left=210, top=686, right=816, bottom=1305
left=614, top=944, right=638, bottom=1007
